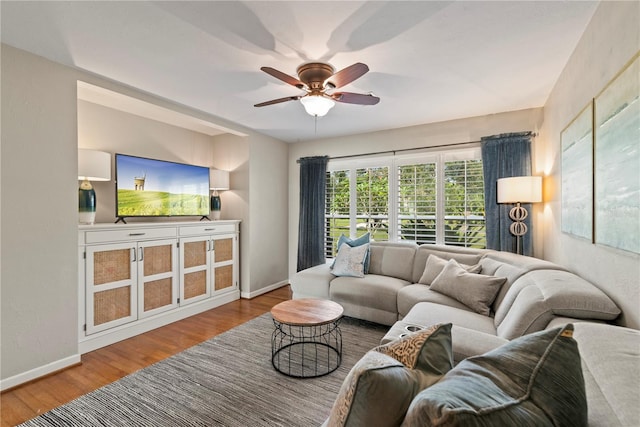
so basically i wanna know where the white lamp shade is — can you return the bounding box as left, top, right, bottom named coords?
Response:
left=300, top=95, right=335, bottom=117
left=78, top=149, right=111, bottom=181
left=209, top=169, right=230, bottom=190
left=497, top=176, right=542, bottom=203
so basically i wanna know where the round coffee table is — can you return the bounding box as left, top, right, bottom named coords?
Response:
left=271, top=299, right=343, bottom=378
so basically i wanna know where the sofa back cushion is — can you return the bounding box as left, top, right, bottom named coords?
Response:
left=411, top=244, right=487, bottom=284
left=495, top=270, right=621, bottom=339
left=480, top=252, right=567, bottom=316
left=369, top=242, right=418, bottom=282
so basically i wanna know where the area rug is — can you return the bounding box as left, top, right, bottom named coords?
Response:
left=20, top=314, right=387, bottom=427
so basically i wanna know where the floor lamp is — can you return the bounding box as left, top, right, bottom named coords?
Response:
left=497, top=176, right=542, bottom=255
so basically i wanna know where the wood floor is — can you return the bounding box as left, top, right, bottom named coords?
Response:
left=0, top=286, right=292, bottom=427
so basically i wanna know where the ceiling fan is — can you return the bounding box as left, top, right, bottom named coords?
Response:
left=254, top=62, right=380, bottom=117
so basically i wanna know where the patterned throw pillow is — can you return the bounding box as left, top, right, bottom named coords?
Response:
left=332, top=243, right=369, bottom=278
left=401, top=324, right=587, bottom=427
left=331, top=233, right=371, bottom=273
left=326, top=323, right=453, bottom=427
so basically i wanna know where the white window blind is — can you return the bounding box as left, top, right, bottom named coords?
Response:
left=397, top=162, right=437, bottom=244
left=355, top=166, right=389, bottom=242
left=324, top=147, right=486, bottom=258
left=443, top=158, right=486, bottom=247
left=325, top=169, right=350, bottom=257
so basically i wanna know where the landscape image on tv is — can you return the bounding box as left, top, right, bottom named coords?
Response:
left=116, top=154, right=210, bottom=217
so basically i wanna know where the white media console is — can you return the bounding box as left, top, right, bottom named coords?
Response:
left=78, top=220, right=240, bottom=353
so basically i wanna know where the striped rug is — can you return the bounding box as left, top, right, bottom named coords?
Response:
left=21, top=314, right=387, bottom=427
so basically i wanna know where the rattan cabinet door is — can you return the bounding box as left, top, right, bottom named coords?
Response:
left=179, top=235, right=211, bottom=306
left=137, top=239, right=178, bottom=319
left=212, top=234, right=237, bottom=292
left=85, top=242, right=137, bottom=335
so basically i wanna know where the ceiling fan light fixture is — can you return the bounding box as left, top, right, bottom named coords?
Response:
left=300, top=95, right=335, bottom=117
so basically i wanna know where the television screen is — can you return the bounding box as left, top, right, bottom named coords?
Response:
left=115, top=154, right=210, bottom=218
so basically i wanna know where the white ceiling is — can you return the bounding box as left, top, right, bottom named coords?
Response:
left=1, top=1, right=598, bottom=143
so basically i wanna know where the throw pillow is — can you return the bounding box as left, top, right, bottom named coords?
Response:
left=326, top=324, right=453, bottom=427
left=331, top=233, right=371, bottom=273
left=429, top=259, right=506, bottom=316
left=332, top=243, right=369, bottom=278
left=418, top=254, right=482, bottom=285
left=401, top=324, right=587, bottom=427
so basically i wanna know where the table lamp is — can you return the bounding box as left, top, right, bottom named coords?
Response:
left=78, top=149, right=111, bottom=225
left=209, top=169, right=230, bottom=220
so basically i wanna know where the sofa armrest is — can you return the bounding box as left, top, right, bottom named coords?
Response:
left=573, top=323, right=640, bottom=426
left=289, top=262, right=334, bottom=299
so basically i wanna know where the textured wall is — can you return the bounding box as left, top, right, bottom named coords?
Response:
left=1, top=45, right=79, bottom=383
left=540, top=1, right=640, bottom=328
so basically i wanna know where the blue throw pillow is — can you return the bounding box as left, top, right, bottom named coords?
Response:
left=401, top=324, right=587, bottom=427
left=332, top=233, right=371, bottom=273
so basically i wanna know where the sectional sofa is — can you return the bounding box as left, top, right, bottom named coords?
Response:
left=291, top=241, right=639, bottom=426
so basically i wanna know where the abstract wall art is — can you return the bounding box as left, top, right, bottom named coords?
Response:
left=561, top=102, right=593, bottom=241
left=594, top=53, right=639, bottom=254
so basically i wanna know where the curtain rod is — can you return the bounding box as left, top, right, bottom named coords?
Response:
left=296, top=132, right=537, bottom=163
left=296, top=140, right=479, bottom=164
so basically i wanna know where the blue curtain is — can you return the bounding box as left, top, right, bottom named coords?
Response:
left=481, top=132, right=534, bottom=255
left=297, top=156, right=329, bottom=271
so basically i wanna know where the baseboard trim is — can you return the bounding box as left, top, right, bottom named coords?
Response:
left=241, top=281, right=289, bottom=299
left=1, top=353, right=81, bottom=392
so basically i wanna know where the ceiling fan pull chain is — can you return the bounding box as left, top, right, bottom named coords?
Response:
left=314, top=115, right=318, bottom=134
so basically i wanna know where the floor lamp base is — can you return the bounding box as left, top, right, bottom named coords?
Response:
left=509, top=203, right=528, bottom=255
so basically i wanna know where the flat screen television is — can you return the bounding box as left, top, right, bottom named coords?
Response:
left=115, top=153, right=210, bottom=220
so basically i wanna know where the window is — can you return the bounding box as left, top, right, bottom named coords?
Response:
left=443, top=158, right=486, bottom=247
left=397, top=162, right=437, bottom=244
left=356, top=167, right=389, bottom=242
left=325, top=169, right=350, bottom=257
left=325, top=148, right=485, bottom=257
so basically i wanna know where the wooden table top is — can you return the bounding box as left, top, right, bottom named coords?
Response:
left=271, top=299, right=344, bottom=326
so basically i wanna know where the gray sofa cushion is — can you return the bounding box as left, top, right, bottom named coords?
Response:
left=572, top=323, right=640, bottom=427
left=401, top=325, right=587, bottom=427
left=369, top=242, right=418, bottom=282
left=495, top=270, right=621, bottom=339
left=450, top=325, right=508, bottom=364
left=402, top=302, right=496, bottom=335
left=397, top=286, right=472, bottom=318
left=330, top=274, right=410, bottom=315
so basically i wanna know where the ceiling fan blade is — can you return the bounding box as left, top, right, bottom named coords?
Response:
left=254, top=95, right=301, bottom=107
left=331, top=92, right=380, bottom=105
left=326, top=63, right=369, bottom=89
left=260, top=67, right=305, bottom=89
